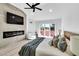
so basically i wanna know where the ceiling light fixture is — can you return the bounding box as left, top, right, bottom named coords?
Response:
left=49, top=9, right=53, bottom=13
left=31, top=13, right=34, bottom=16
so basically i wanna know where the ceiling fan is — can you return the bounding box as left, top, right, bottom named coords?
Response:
left=24, top=3, right=42, bottom=12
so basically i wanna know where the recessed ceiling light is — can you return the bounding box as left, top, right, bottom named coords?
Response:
left=31, top=13, right=34, bottom=16
left=49, top=9, right=53, bottom=13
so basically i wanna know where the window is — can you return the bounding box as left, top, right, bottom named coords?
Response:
left=40, top=24, right=55, bottom=38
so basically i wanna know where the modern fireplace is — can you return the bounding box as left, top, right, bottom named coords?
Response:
left=3, top=30, right=24, bottom=38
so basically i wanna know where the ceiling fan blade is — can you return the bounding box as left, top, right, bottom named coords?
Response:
left=33, top=3, right=40, bottom=6
left=24, top=8, right=32, bottom=9
left=33, top=8, right=35, bottom=12
left=35, top=7, right=42, bottom=11
left=26, top=3, right=32, bottom=8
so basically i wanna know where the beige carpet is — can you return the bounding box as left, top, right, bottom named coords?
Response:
left=0, top=39, right=32, bottom=56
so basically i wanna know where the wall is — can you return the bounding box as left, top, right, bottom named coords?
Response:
left=61, top=4, right=79, bottom=34
left=10, top=3, right=79, bottom=34
left=35, top=19, right=62, bottom=36
left=26, top=3, right=79, bottom=37
left=27, top=19, right=35, bottom=34
left=0, top=3, right=26, bottom=48
left=26, top=3, right=79, bottom=34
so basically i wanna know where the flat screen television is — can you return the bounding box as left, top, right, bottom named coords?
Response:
left=7, top=12, right=24, bottom=25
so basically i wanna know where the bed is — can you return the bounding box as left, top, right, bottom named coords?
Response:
left=36, top=38, right=69, bottom=56
left=19, top=37, right=71, bottom=56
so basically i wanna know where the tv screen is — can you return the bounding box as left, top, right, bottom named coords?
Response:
left=7, top=12, right=24, bottom=25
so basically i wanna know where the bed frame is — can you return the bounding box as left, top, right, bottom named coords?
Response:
left=64, top=31, right=79, bottom=40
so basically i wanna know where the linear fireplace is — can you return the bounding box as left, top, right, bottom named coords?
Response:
left=3, top=30, right=24, bottom=38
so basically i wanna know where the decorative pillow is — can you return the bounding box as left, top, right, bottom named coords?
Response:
left=65, top=38, right=74, bottom=55
left=57, top=37, right=67, bottom=52
left=52, top=35, right=59, bottom=47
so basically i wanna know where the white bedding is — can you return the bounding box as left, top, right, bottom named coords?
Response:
left=36, top=38, right=70, bottom=56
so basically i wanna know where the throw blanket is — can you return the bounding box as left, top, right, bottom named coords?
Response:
left=19, top=37, right=44, bottom=56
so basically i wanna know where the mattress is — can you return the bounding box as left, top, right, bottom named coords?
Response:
left=36, top=38, right=70, bottom=56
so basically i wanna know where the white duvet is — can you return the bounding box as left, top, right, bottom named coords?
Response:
left=36, top=38, right=70, bottom=56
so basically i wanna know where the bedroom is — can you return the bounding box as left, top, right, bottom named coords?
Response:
left=0, top=3, right=79, bottom=56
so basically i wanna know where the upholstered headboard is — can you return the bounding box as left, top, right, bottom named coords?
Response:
left=64, top=31, right=79, bottom=40
left=64, top=31, right=71, bottom=40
